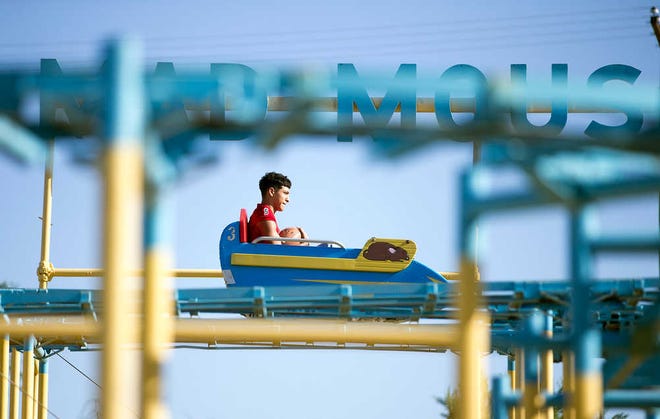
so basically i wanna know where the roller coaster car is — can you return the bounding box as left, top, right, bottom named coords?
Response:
left=218, top=209, right=448, bottom=287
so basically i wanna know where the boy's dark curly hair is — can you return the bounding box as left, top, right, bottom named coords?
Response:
left=258, top=172, right=291, bottom=196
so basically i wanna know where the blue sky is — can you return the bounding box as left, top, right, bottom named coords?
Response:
left=0, top=1, right=658, bottom=418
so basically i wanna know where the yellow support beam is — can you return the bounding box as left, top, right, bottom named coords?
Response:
left=605, top=354, right=644, bottom=389
left=522, top=353, right=540, bottom=419
left=575, top=372, right=603, bottom=419
left=541, top=316, right=554, bottom=419
left=508, top=357, right=517, bottom=419
left=36, top=140, right=55, bottom=290
left=141, top=249, right=174, bottom=419
left=9, top=349, right=19, bottom=419
left=457, top=258, right=488, bottom=419
left=562, top=351, right=575, bottom=419
left=100, top=40, right=145, bottom=419
left=101, top=146, right=142, bottom=419
left=37, top=360, right=48, bottom=419
left=250, top=96, right=624, bottom=114
left=32, top=359, right=38, bottom=419
left=0, top=335, right=8, bottom=419
left=515, top=348, right=526, bottom=419
left=0, top=317, right=462, bottom=348
left=21, top=337, right=34, bottom=419
left=50, top=267, right=224, bottom=279
left=175, top=318, right=460, bottom=347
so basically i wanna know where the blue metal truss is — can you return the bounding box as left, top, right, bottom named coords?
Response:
left=1, top=279, right=656, bottom=349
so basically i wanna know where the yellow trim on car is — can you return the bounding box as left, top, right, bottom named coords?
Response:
left=231, top=253, right=411, bottom=273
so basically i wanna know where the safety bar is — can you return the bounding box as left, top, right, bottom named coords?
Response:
left=251, top=236, right=345, bottom=248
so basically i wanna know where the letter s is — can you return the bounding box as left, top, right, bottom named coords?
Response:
left=585, top=64, right=643, bottom=139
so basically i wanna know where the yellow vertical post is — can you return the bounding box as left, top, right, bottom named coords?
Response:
left=36, top=140, right=55, bottom=290
left=32, top=360, right=38, bottom=419
left=508, top=357, right=517, bottom=419
left=574, top=344, right=603, bottom=419
left=562, top=351, right=575, bottom=419
left=522, top=313, right=546, bottom=419
left=0, top=335, right=9, bottom=419
left=515, top=348, right=526, bottom=419
left=9, top=349, right=20, bottom=419
left=458, top=258, right=488, bottom=419
left=37, top=360, right=47, bottom=419
left=540, top=313, right=554, bottom=419
left=21, top=336, right=34, bottom=419
left=141, top=228, right=174, bottom=419
left=100, top=39, right=144, bottom=419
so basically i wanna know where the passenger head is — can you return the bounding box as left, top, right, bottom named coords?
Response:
left=259, top=172, right=291, bottom=197
left=259, top=172, right=292, bottom=212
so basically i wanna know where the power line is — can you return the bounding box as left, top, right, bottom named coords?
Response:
left=0, top=5, right=646, bottom=52
left=0, top=370, right=62, bottom=419
left=0, top=6, right=653, bottom=69
left=55, top=353, right=141, bottom=419
left=137, top=31, right=651, bottom=64
left=0, top=23, right=649, bottom=65
left=55, top=353, right=101, bottom=389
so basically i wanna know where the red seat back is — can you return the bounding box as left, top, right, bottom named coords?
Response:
left=239, top=208, right=248, bottom=243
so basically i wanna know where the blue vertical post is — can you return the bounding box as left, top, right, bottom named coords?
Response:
left=522, top=312, right=543, bottom=417
left=647, top=408, right=660, bottom=419
left=570, top=204, right=602, bottom=418
left=491, top=376, right=508, bottom=419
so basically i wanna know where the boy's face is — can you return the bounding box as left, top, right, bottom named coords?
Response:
left=269, top=186, right=290, bottom=212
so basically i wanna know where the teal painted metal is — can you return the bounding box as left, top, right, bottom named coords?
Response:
left=38, top=359, right=47, bottom=374
left=571, top=204, right=602, bottom=380
left=523, top=312, right=543, bottom=383
left=490, top=376, right=509, bottom=419
left=647, top=408, right=660, bottom=419
left=103, top=39, right=144, bottom=145
left=0, top=279, right=656, bottom=334
left=0, top=116, right=46, bottom=164
left=604, top=390, right=660, bottom=408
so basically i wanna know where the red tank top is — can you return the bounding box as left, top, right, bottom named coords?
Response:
left=248, top=203, right=279, bottom=242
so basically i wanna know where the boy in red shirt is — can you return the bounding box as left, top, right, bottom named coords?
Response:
left=248, top=172, right=308, bottom=244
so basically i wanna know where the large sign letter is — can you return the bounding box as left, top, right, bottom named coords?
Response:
left=510, top=64, right=568, bottom=136
left=434, top=64, right=488, bottom=129
left=337, top=64, right=416, bottom=142
left=210, top=63, right=267, bottom=141
left=585, top=64, right=643, bottom=139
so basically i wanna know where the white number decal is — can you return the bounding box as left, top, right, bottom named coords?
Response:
left=227, top=226, right=236, bottom=242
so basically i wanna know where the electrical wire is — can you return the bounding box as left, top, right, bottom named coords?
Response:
left=0, top=369, right=62, bottom=419
left=54, top=353, right=141, bottom=418
left=0, top=16, right=647, bottom=60
left=0, top=4, right=646, bottom=50
left=0, top=6, right=654, bottom=70
left=55, top=353, right=101, bottom=389
left=0, top=6, right=648, bottom=60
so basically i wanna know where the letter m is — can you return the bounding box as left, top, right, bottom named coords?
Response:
left=337, top=64, right=416, bottom=142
